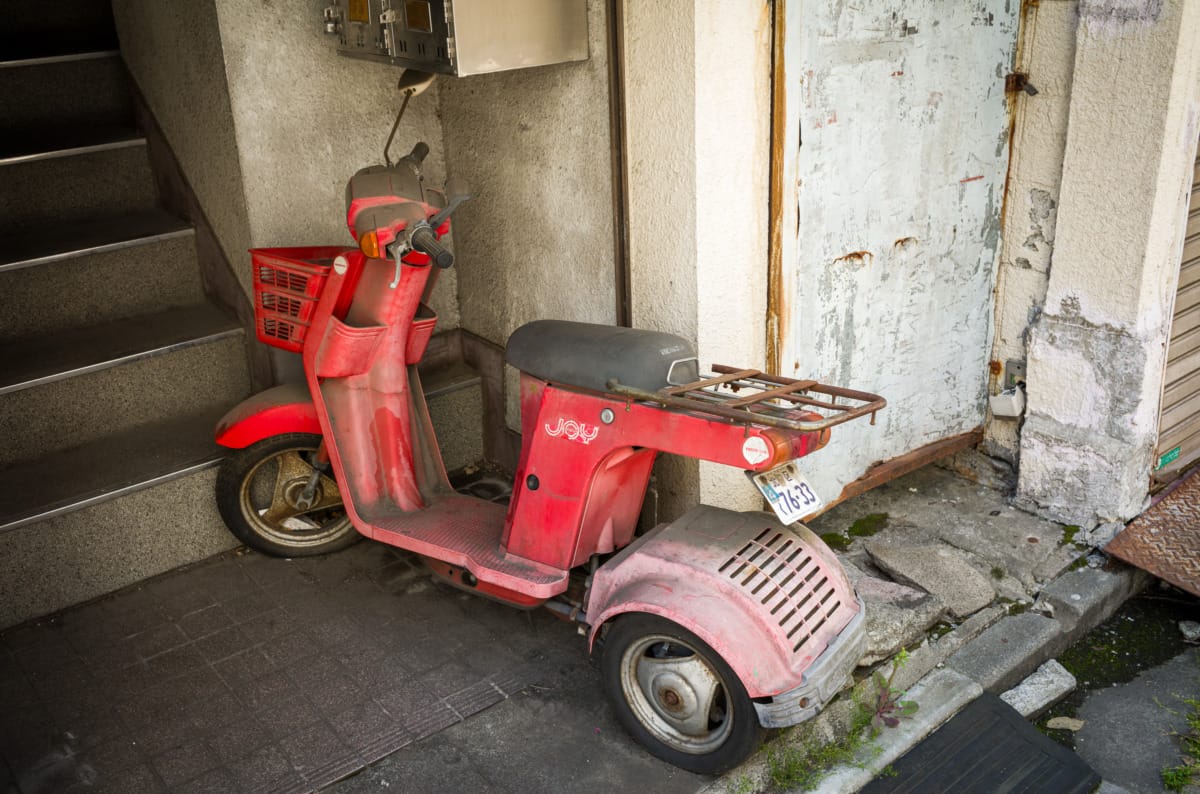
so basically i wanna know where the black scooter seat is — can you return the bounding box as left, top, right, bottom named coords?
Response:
left=506, top=320, right=699, bottom=394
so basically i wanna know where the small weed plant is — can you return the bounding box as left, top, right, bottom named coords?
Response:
left=762, top=650, right=919, bottom=792
left=870, top=649, right=920, bottom=730
left=1162, top=695, right=1200, bottom=791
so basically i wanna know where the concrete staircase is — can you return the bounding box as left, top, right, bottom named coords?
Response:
left=0, top=2, right=249, bottom=628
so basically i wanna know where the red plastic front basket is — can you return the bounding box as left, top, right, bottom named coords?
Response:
left=250, top=247, right=352, bottom=353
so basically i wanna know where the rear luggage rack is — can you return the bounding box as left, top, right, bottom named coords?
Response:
left=607, top=364, right=886, bottom=433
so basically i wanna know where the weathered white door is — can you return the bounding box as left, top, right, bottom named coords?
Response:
left=774, top=1, right=1019, bottom=504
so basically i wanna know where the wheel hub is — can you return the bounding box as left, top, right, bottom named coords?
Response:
left=283, top=478, right=321, bottom=511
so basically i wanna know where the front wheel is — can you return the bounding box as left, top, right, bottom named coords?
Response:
left=216, top=433, right=358, bottom=557
left=600, top=614, right=764, bottom=775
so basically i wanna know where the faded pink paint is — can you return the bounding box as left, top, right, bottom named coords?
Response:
left=586, top=507, right=861, bottom=699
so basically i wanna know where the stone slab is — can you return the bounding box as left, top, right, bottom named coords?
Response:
left=864, top=540, right=995, bottom=618
left=846, top=567, right=947, bottom=666
left=946, top=612, right=1064, bottom=693
left=999, top=659, right=1076, bottom=718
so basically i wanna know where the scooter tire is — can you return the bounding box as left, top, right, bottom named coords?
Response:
left=216, top=433, right=359, bottom=558
left=600, top=613, right=764, bottom=775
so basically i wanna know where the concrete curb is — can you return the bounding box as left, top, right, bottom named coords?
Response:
left=705, top=561, right=1149, bottom=793
left=813, top=669, right=982, bottom=793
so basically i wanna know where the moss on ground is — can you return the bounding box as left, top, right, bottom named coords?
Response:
left=820, top=532, right=851, bottom=552
left=849, top=513, right=889, bottom=538
left=1039, top=593, right=1195, bottom=748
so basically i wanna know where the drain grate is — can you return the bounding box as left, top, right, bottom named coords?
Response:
left=719, top=528, right=843, bottom=652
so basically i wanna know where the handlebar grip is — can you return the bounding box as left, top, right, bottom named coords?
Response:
left=410, top=225, right=454, bottom=268
left=408, top=142, right=430, bottom=163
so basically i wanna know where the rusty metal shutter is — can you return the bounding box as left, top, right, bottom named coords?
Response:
left=1155, top=149, right=1200, bottom=480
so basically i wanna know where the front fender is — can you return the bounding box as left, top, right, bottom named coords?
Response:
left=587, top=578, right=798, bottom=699
left=214, top=383, right=321, bottom=448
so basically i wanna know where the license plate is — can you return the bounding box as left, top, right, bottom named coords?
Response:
left=753, top=462, right=824, bottom=525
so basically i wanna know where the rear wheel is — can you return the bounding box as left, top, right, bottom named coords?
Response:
left=600, top=614, right=764, bottom=774
left=216, top=433, right=358, bottom=557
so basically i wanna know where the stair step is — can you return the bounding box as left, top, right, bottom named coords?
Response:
left=0, top=334, right=251, bottom=468
left=421, top=361, right=483, bottom=398
left=0, top=233, right=206, bottom=340
left=0, top=407, right=228, bottom=534
left=419, top=362, right=485, bottom=472
left=0, top=304, right=241, bottom=396
left=1, top=1, right=118, bottom=63
left=0, top=123, right=144, bottom=166
left=0, top=55, right=133, bottom=130
left=0, top=209, right=194, bottom=272
left=0, top=146, right=159, bottom=236
left=0, top=47, right=119, bottom=69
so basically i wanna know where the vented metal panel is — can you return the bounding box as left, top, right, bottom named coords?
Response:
left=1156, top=144, right=1200, bottom=480
left=719, top=528, right=843, bottom=653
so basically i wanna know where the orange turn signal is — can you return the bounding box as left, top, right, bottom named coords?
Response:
left=763, top=426, right=830, bottom=468
left=359, top=230, right=381, bottom=259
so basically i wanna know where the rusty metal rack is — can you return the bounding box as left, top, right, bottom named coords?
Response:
left=608, top=364, right=886, bottom=433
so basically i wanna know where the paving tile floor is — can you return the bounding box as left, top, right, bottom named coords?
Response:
left=0, top=542, right=603, bottom=793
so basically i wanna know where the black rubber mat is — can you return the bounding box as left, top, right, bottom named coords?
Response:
left=862, top=693, right=1100, bottom=794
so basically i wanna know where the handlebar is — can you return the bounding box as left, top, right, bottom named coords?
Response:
left=410, top=224, right=454, bottom=268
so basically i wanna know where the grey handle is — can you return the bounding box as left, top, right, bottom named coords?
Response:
left=410, top=225, right=453, bottom=268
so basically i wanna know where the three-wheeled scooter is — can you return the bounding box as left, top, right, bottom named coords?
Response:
left=212, top=126, right=885, bottom=773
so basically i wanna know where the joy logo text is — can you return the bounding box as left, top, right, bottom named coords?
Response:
left=544, top=417, right=599, bottom=445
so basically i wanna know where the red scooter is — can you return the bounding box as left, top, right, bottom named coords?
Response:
left=213, top=138, right=885, bottom=773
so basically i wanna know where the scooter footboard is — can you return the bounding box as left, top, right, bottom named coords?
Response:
left=586, top=505, right=865, bottom=723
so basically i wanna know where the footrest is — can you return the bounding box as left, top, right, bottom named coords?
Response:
left=368, top=495, right=569, bottom=598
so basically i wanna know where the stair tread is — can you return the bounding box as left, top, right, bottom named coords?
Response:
left=0, top=304, right=242, bottom=395
left=0, top=407, right=228, bottom=533
left=0, top=33, right=119, bottom=68
left=0, top=209, right=194, bottom=271
left=420, top=361, right=483, bottom=398
left=0, top=123, right=144, bottom=165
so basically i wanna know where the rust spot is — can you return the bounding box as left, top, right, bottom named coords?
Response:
left=960, top=175, right=985, bottom=184
left=989, top=360, right=1003, bottom=376
left=833, top=250, right=874, bottom=268
left=1005, top=72, right=1031, bottom=95
left=891, top=70, right=904, bottom=77
left=1027, top=536, right=1040, bottom=544
left=893, top=236, right=918, bottom=251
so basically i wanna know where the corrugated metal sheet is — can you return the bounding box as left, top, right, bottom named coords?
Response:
left=1156, top=143, right=1200, bottom=479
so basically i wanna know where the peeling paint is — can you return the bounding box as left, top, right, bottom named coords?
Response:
left=780, top=0, right=1019, bottom=502
left=1080, top=0, right=1163, bottom=27
left=832, top=250, right=873, bottom=268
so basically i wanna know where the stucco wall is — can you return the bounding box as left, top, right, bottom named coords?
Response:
left=1015, top=0, right=1200, bottom=525
left=779, top=1, right=1019, bottom=505
left=623, top=1, right=772, bottom=514
left=985, top=1, right=1079, bottom=463
left=112, top=0, right=252, bottom=276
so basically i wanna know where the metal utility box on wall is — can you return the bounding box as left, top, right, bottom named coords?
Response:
left=322, top=0, right=589, bottom=76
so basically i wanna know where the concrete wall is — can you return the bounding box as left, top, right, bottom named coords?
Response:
left=778, top=1, right=1019, bottom=505
left=112, top=0, right=252, bottom=277
left=1015, top=0, right=1200, bottom=525
left=623, top=1, right=773, bottom=515
left=985, top=1, right=1080, bottom=464
left=438, top=0, right=614, bottom=436
left=440, top=0, right=614, bottom=350
left=113, top=2, right=458, bottom=328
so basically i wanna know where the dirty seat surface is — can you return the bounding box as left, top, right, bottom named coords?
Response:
left=505, top=320, right=698, bottom=394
